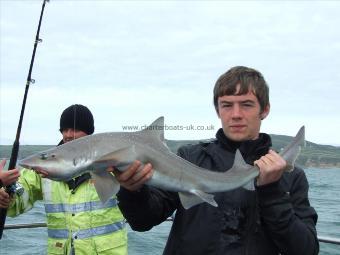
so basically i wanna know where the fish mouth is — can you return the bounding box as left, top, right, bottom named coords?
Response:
left=18, top=160, right=31, bottom=169
left=19, top=160, right=45, bottom=172
left=33, top=167, right=50, bottom=177
left=19, top=162, right=49, bottom=176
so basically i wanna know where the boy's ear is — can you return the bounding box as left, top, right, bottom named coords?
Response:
left=260, top=104, right=270, bottom=120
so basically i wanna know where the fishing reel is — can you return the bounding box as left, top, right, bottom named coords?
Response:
left=6, top=183, right=24, bottom=196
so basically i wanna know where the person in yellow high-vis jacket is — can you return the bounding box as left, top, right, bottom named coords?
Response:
left=0, top=104, right=127, bottom=255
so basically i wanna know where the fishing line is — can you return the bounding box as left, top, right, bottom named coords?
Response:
left=73, top=105, right=76, bottom=140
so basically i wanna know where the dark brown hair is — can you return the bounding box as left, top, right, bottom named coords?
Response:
left=213, top=66, right=269, bottom=113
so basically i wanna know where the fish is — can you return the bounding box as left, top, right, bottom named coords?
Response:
left=19, top=117, right=305, bottom=209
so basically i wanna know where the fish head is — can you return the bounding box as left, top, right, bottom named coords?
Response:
left=19, top=146, right=80, bottom=181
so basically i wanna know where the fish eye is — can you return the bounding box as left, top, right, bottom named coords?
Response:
left=40, top=153, right=48, bottom=160
left=51, top=154, right=56, bottom=158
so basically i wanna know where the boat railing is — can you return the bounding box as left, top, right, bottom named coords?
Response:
left=3, top=221, right=340, bottom=245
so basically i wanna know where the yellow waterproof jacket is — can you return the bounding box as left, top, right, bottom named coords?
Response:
left=8, top=168, right=127, bottom=255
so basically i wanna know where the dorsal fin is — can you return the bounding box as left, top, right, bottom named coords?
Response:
left=139, top=117, right=170, bottom=152
left=140, top=116, right=165, bottom=141
left=233, top=149, right=249, bottom=168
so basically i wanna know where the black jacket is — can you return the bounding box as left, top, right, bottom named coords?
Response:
left=117, top=130, right=319, bottom=255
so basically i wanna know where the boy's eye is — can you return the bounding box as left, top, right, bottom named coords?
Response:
left=242, top=102, right=254, bottom=107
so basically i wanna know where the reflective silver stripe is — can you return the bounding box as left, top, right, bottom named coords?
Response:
left=42, top=178, right=53, bottom=202
left=48, top=228, right=69, bottom=239
left=48, top=221, right=126, bottom=239
left=44, top=199, right=117, bottom=213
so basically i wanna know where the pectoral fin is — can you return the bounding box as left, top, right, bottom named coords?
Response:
left=90, top=171, right=120, bottom=204
left=179, top=190, right=217, bottom=209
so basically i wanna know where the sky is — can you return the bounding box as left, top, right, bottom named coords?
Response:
left=1, top=0, right=340, bottom=146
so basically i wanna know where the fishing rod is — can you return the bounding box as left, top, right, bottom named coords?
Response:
left=0, top=0, right=49, bottom=239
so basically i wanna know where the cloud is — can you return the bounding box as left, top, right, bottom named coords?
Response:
left=1, top=1, right=340, bottom=145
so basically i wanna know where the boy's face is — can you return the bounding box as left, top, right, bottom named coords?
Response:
left=62, top=128, right=88, bottom=143
left=217, top=86, right=269, bottom=142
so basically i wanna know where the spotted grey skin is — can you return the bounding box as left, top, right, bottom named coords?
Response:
left=19, top=117, right=305, bottom=209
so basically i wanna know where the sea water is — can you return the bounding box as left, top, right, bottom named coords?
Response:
left=0, top=168, right=339, bottom=255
